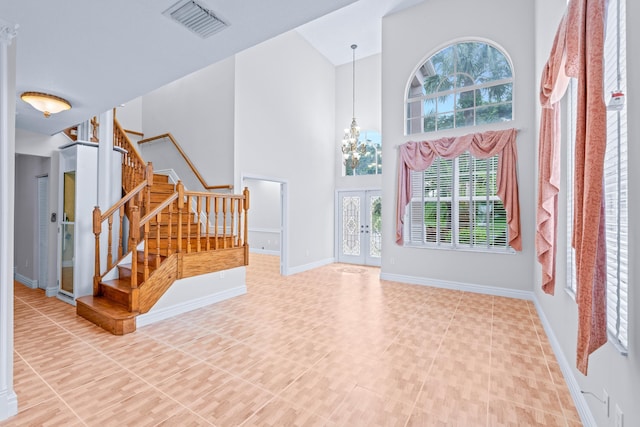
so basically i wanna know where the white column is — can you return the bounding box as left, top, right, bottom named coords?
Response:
left=97, top=109, right=114, bottom=209
left=0, top=19, right=18, bottom=421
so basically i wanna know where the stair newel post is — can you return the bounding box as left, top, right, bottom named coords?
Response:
left=196, top=196, right=202, bottom=252
left=205, top=196, right=211, bottom=251
left=130, top=206, right=140, bottom=290
left=243, top=187, right=250, bottom=265
left=177, top=182, right=184, bottom=253
left=144, top=162, right=154, bottom=216
left=93, top=206, right=102, bottom=296
left=214, top=197, right=219, bottom=250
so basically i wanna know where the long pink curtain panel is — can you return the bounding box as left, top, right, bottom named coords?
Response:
left=536, top=0, right=608, bottom=375
left=395, top=128, right=521, bottom=251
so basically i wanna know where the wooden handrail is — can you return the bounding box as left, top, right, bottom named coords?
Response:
left=114, top=118, right=147, bottom=193
left=140, top=193, right=179, bottom=225
left=100, top=179, right=147, bottom=221
left=139, top=133, right=233, bottom=191
left=124, top=129, right=144, bottom=137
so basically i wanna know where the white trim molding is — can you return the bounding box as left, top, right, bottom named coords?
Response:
left=13, top=273, right=37, bottom=289
left=379, top=272, right=534, bottom=301
left=532, top=297, right=597, bottom=427
left=0, top=19, right=18, bottom=421
left=136, top=285, right=246, bottom=327
left=286, top=257, right=334, bottom=276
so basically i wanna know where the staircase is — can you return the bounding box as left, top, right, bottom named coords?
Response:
left=76, top=120, right=249, bottom=335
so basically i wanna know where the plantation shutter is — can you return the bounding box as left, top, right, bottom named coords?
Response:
left=409, top=170, right=425, bottom=243
left=603, top=0, right=628, bottom=349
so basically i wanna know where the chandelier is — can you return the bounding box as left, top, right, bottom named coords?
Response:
left=342, top=44, right=366, bottom=171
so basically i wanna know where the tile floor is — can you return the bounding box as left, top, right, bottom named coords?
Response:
left=3, top=254, right=582, bottom=426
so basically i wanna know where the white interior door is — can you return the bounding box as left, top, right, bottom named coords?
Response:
left=337, top=190, right=381, bottom=266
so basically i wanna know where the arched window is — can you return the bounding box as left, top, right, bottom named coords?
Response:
left=402, top=41, right=517, bottom=252
left=406, top=41, right=513, bottom=135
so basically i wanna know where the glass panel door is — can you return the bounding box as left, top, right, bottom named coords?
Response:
left=337, top=190, right=381, bottom=266
left=60, top=172, right=75, bottom=295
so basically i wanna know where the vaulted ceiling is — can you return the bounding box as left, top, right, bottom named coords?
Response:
left=1, top=0, right=422, bottom=135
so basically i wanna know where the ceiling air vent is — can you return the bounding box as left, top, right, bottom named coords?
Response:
left=163, top=0, right=228, bottom=39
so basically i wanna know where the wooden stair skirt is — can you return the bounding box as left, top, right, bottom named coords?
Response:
left=76, top=246, right=247, bottom=335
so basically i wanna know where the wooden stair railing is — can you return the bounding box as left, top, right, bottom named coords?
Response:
left=92, top=163, right=154, bottom=294
left=113, top=118, right=147, bottom=193
left=81, top=170, right=250, bottom=334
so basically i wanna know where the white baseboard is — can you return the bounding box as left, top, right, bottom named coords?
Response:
left=14, top=273, right=37, bottom=289
left=0, top=389, right=18, bottom=421
left=285, top=257, right=334, bottom=276
left=45, top=287, right=58, bottom=297
left=136, top=285, right=247, bottom=328
left=532, top=296, right=596, bottom=427
left=250, top=248, right=280, bottom=256
left=379, top=272, right=534, bottom=301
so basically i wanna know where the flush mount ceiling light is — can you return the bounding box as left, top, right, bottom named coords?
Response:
left=20, top=92, right=71, bottom=118
left=163, top=0, right=228, bottom=39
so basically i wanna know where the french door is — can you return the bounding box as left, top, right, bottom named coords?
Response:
left=337, top=190, right=381, bottom=266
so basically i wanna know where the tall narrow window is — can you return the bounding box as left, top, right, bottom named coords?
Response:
left=566, top=0, right=628, bottom=350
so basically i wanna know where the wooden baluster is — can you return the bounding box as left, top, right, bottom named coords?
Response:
left=186, top=195, right=191, bottom=253
left=130, top=207, right=139, bottom=289
left=214, top=197, right=219, bottom=250
left=117, top=205, right=125, bottom=260
left=205, top=196, right=211, bottom=251
left=155, top=212, right=161, bottom=270
left=196, top=196, right=202, bottom=252
left=230, top=197, right=236, bottom=247
left=222, top=197, right=228, bottom=249
left=106, top=216, right=114, bottom=269
left=243, top=187, right=250, bottom=263
left=93, top=207, right=102, bottom=296
left=236, top=199, right=242, bottom=247
left=143, top=222, right=150, bottom=282
left=177, top=182, right=184, bottom=253
left=145, top=162, right=154, bottom=216
left=167, top=201, right=173, bottom=256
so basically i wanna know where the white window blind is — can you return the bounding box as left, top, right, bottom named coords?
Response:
left=408, top=152, right=510, bottom=251
left=566, top=0, right=628, bottom=350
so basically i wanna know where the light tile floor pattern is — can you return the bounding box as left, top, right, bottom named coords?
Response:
left=3, top=254, right=582, bottom=426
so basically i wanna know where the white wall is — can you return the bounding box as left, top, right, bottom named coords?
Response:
left=115, top=96, right=143, bottom=133
left=381, top=0, right=537, bottom=291
left=235, top=31, right=336, bottom=269
left=141, top=56, right=235, bottom=187
left=335, top=52, right=383, bottom=189
left=533, top=1, right=640, bottom=426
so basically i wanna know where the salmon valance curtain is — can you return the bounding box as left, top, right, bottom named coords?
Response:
left=536, top=0, right=608, bottom=375
left=396, top=128, right=521, bottom=251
